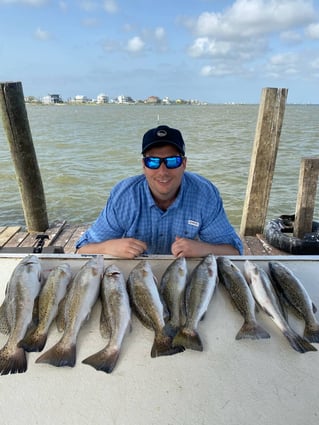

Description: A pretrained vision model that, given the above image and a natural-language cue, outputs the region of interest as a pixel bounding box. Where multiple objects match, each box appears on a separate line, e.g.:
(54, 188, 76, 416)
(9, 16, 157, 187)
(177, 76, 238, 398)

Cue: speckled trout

(160, 257, 188, 337)
(36, 256, 104, 367)
(269, 261, 319, 343)
(244, 260, 317, 353)
(217, 256, 270, 340)
(82, 264, 131, 373)
(173, 254, 217, 351)
(127, 260, 184, 357)
(19, 263, 73, 352)
(0, 255, 43, 375)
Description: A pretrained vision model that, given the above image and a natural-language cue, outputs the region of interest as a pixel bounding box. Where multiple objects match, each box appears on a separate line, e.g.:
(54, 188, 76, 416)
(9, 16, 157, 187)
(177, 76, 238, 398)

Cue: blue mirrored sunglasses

(143, 156, 184, 169)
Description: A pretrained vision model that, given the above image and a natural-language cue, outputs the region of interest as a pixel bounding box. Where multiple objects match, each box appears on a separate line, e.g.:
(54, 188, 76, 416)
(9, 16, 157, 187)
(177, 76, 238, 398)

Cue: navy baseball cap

(141, 125, 185, 155)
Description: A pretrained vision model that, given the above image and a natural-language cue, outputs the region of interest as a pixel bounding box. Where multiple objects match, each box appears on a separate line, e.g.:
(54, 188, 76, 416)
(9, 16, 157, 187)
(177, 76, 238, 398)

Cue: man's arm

(171, 237, 240, 258)
(77, 238, 147, 259)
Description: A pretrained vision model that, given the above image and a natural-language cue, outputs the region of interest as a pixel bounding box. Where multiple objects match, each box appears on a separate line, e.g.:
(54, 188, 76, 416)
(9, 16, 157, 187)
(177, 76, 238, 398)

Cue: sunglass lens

(144, 157, 160, 169)
(165, 156, 183, 168)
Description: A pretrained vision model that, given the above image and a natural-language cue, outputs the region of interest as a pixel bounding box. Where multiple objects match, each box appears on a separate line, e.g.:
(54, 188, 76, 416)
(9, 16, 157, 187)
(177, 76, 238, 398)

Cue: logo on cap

(157, 129, 167, 137)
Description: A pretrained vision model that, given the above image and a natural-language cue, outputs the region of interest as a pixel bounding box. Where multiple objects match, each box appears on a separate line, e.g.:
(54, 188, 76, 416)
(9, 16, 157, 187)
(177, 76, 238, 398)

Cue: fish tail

(151, 330, 184, 358)
(35, 341, 76, 367)
(172, 327, 203, 352)
(235, 321, 271, 340)
(304, 323, 319, 344)
(82, 347, 120, 374)
(283, 329, 317, 353)
(0, 345, 27, 375)
(18, 331, 48, 352)
(163, 321, 179, 338)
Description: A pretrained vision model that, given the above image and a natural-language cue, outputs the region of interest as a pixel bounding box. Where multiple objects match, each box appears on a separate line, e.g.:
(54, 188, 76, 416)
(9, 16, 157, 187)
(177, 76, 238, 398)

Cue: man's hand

(171, 236, 240, 257)
(77, 238, 147, 259)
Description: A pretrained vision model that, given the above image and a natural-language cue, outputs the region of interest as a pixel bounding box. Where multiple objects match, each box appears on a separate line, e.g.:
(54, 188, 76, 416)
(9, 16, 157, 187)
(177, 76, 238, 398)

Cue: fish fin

(18, 330, 48, 352)
(172, 328, 203, 352)
(35, 341, 76, 367)
(283, 330, 317, 353)
(151, 333, 184, 358)
(151, 326, 185, 358)
(312, 302, 317, 314)
(82, 347, 120, 374)
(304, 323, 319, 344)
(235, 321, 271, 340)
(0, 345, 27, 375)
(163, 322, 180, 339)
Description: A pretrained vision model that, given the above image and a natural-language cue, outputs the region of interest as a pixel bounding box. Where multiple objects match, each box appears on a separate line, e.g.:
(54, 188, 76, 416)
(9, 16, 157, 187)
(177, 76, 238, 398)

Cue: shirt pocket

(175, 219, 201, 239)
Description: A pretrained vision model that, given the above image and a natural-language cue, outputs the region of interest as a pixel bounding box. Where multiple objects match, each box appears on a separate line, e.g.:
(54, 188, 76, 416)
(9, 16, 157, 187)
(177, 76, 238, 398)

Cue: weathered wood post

(293, 157, 319, 238)
(240, 87, 288, 237)
(0, 81, 49, 232)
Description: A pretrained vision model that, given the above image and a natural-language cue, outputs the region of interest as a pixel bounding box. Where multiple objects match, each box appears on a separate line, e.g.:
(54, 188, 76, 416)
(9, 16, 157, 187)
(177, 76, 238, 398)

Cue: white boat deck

(0, 254, 318, 425)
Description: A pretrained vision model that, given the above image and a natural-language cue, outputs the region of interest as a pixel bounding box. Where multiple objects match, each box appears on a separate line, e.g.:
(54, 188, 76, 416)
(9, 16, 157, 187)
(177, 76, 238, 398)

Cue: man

(76, 125, 243, 258)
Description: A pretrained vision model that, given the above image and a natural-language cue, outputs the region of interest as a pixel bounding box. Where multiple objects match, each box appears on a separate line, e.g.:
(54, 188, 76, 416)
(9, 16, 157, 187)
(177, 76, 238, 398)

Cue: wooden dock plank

(242, 237, 253, 255)
(48, 224, 75, 252)
(43, 220, 67, 247)
(58, 225, 88, 254)
(3, 231, 29, 247)
(19, 232, 40, 248)
(0, 226, 21, 247)
(243, 236, 269, 256)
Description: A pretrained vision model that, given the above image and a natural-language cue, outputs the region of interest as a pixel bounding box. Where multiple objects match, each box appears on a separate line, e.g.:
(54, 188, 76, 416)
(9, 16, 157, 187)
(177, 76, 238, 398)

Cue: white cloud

(59, 1, 67, 11)
(185, 0, 319, 82)
(154, 27, 165, 41)
(188, 37, 231, 58)
(126, 36, 145, 53)
(200, 64, 234, 77)
(82, 17, 100, 27)
(310, 57, 319, 69)
(102, 39, 120, 52)
(280, 31, 302, 43)
(103, 0, 118, 13)
(80, 1, 99, 12)
(305, 23, 319, 39)
(269, 52, 298, 66)
(190, 0, 315, 39)
(34, 27, 50, 40)
(266, 51, 301, 77)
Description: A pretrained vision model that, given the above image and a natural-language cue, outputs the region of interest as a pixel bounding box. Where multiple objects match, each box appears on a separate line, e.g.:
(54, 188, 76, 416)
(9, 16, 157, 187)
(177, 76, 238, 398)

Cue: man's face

(143, 144, 187, 205)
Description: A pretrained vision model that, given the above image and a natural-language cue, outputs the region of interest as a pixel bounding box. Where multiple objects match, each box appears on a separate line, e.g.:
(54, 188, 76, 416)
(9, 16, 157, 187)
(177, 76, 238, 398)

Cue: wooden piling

(293, 157, 319, 238)
(240, 87, 288, 237)
(0, 81, 49, 232)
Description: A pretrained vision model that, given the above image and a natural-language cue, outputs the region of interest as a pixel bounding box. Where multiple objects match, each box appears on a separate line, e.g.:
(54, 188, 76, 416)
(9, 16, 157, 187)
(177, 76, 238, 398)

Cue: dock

(0, 221, 289, 256)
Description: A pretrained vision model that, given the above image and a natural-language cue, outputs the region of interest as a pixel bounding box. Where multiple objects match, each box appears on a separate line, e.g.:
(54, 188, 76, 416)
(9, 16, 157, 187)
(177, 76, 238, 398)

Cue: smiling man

(76, 125, 243, 258)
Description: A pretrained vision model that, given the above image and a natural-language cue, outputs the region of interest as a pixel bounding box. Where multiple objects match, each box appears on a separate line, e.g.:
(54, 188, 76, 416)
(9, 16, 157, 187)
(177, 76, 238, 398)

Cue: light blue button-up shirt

(76, 171, 243, 254)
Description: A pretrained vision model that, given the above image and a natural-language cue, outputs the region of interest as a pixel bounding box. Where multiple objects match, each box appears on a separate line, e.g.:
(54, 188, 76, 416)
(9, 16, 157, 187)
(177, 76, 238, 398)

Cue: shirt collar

(143, 175, 185, 210)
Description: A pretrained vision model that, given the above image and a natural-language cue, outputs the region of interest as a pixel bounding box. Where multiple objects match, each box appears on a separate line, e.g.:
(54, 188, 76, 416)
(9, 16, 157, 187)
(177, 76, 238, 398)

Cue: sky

(0, 0, 319, 103)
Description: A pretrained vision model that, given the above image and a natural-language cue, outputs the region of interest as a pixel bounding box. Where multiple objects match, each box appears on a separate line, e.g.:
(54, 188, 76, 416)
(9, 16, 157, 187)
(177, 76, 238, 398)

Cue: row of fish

(217, 257, 319, 353)
(0, 253, 217, 376)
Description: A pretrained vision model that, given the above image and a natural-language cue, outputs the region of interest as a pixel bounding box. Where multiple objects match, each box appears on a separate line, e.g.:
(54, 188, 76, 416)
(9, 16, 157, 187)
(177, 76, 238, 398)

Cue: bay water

(0, 103, 318, 231)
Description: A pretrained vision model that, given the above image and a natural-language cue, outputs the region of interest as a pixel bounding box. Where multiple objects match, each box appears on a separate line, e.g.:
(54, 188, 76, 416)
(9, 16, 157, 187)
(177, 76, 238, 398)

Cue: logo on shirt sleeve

(188, 219, 200, 227)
